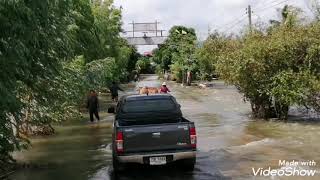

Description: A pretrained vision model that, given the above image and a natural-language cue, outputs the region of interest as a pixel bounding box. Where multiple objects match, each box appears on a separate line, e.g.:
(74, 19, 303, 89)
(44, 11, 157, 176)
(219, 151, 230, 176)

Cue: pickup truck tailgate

(122, 123, 191, 153)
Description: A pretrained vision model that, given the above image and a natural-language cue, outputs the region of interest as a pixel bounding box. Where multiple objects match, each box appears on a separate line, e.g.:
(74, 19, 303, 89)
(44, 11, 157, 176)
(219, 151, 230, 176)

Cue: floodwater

(9, 75, 320, 180)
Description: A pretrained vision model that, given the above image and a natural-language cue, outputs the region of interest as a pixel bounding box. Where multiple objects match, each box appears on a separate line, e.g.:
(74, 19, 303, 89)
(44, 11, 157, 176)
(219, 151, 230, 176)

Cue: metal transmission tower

(124, 21, 167, 46)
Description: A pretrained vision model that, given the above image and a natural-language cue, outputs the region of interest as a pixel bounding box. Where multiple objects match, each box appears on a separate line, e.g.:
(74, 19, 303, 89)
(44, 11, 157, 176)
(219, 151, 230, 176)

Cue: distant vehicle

(109, 94, 197, 171)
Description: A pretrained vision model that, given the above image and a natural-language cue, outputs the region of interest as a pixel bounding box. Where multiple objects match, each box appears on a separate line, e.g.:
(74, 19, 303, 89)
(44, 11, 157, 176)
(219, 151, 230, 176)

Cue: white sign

(134, 23, 157, 32)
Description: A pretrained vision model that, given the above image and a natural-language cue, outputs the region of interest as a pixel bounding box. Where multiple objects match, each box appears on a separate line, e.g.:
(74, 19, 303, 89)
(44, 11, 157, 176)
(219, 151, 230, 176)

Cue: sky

(113, 0, 315, 53)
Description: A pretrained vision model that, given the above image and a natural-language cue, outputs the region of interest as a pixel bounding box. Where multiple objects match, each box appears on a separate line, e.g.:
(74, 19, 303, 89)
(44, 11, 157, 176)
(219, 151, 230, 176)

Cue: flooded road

(9, 75, 320, 180)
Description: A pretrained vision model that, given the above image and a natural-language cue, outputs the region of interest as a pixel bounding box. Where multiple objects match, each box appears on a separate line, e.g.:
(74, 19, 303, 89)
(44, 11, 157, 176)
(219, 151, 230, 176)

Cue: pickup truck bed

(110, 94, 197, 171)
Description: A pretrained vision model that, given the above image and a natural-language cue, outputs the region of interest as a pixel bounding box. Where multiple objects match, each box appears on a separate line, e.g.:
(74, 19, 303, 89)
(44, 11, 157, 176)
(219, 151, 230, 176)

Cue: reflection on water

(11, 122, 113, 180)
(9, 76, 320, 180)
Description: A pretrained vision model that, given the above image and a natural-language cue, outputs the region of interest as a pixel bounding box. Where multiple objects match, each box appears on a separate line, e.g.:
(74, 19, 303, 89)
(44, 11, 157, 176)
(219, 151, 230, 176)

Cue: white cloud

(114, 0, 313, 53)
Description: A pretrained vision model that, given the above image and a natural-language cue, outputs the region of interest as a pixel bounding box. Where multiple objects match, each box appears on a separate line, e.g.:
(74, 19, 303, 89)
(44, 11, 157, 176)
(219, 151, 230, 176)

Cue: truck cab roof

(116, 94, 182, 126)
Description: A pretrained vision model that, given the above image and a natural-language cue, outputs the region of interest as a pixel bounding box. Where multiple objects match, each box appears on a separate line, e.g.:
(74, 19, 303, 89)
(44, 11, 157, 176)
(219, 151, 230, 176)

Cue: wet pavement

(9, 75, 320, 180)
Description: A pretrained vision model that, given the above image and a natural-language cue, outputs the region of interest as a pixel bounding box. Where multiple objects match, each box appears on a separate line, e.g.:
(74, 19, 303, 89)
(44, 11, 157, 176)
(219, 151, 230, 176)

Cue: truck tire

(112, 155, 125, 172)
(181, 158, 196, 171)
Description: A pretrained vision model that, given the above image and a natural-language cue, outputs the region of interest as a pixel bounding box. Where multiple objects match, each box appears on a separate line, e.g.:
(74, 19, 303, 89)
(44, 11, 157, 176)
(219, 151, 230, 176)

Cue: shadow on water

(9, 122, 114, 180)
(89, 160, 231, 180)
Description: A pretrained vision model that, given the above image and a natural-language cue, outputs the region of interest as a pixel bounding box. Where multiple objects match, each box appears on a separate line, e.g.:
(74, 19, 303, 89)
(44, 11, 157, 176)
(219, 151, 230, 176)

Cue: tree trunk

(181, 70, 187, 85)
(187, 71, 192, 86)
(274, 101, 289, 120)
(250, 97, 277, 119)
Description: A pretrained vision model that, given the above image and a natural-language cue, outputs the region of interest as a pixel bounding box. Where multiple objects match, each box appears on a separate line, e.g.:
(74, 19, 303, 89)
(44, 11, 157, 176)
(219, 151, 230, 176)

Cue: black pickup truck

(109, 94, 197, 171)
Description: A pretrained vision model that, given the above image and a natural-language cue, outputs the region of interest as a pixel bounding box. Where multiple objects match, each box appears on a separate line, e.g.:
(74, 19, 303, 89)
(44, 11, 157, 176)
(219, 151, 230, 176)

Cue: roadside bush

(136, 57, 152, 74)
(215, 24, 320, 119)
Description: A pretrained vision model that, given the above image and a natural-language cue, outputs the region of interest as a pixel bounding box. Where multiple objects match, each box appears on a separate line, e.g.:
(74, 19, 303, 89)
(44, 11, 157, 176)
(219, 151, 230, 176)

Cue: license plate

(149, 156, 166, 165)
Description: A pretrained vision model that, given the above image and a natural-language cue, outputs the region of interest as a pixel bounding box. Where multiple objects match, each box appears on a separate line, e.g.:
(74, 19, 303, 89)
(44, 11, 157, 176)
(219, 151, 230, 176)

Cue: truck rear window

(122, 99, 176, 113)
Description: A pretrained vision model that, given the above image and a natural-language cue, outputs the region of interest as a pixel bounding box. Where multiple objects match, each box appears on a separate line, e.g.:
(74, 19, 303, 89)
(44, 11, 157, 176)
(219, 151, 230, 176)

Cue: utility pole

(132, 21, 135, 37)
(155, 20, 158, 37)
(247, 5, 252, 33)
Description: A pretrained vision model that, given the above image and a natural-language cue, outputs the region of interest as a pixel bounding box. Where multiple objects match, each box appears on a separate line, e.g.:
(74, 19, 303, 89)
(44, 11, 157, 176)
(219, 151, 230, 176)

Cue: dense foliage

(136, 57, 152, 74)
(198, 6, 320, 119)
(195, 32, 230, 81)
(153, 26, 197, 83)
(0, 0, 138, 168)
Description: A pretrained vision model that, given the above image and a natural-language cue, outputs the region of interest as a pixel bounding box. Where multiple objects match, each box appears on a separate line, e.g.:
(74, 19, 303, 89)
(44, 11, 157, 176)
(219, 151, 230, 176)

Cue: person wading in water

(87, 90, 100, 122)
(109, 81, 124, 102)
(160, 82, 171, 94)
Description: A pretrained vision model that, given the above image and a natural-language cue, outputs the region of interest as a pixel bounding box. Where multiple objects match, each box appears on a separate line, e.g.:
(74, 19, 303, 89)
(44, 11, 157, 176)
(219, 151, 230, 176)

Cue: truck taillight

(116, 131, 124, 154)
(189, 127, 197, 148)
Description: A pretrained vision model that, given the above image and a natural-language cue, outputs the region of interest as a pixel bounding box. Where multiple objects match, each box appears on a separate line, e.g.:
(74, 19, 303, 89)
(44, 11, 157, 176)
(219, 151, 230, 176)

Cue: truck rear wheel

(181, 158, 196, 171)
(112, 155, 125, 172)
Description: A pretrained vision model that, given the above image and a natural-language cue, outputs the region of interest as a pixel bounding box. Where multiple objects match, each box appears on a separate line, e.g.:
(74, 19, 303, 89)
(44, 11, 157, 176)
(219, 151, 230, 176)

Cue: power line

(254, 0, 290, 10)
(253, 0, 265, 9)
(218, 15, 247, 31)
(213, 13, 247, 31)
(254, 0, 285, 9)
(223, 16, 248, 33)
(253, 13, 267, 21)
(251, 0, 263, 7)
(223, 17, 246, 31)
(215, 0, 289, 35)
(213, 1, 282, 32)
(219, 5, 253, 33)
(255, 0, 289, 12)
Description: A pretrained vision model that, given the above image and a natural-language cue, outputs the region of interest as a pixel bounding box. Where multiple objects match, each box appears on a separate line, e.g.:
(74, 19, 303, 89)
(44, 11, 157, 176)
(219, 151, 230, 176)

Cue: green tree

(216, 22, 320, 119)
(153, 26, 197, 84)
(0, 0, 135, 169)
(0, 0, 75, 168)
(198, 6, 320, 120)
(89, 1, 122, 61)
(268, 5, 302, 31)
(196, 32, 229, 80)
(136, 57, 152, 74)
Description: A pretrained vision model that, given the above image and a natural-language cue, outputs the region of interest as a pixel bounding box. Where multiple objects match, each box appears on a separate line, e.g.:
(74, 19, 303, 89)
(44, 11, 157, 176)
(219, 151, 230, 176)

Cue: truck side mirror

(108, 107, 115, 114)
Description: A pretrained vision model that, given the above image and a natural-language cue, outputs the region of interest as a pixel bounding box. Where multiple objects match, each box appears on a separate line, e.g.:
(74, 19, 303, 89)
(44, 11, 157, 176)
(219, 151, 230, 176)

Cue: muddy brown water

(9, 75, 320, 180)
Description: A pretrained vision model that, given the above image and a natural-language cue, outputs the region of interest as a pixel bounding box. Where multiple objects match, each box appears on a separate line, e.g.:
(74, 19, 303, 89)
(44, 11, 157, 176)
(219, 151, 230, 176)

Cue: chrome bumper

(117, 151, 196, 164)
